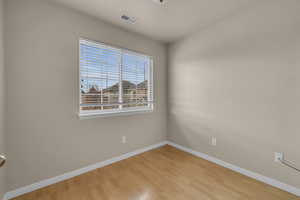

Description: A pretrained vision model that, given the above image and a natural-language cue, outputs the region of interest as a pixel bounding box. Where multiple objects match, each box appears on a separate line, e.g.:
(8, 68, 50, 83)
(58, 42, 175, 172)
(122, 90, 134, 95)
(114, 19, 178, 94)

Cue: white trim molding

(3, 141, 168, 200)
(167, 141, 300, 197)
(3, 141, 300, 199)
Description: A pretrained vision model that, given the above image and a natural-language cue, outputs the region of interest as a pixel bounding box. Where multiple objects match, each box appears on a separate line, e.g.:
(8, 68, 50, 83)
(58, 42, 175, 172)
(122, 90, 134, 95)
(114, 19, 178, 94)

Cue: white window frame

(78, 38, 154, 118)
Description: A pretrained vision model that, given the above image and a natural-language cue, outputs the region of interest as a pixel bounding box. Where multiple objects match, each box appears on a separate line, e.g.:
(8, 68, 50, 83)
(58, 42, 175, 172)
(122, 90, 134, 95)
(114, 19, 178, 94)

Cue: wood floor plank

(12, 145, 299, 200)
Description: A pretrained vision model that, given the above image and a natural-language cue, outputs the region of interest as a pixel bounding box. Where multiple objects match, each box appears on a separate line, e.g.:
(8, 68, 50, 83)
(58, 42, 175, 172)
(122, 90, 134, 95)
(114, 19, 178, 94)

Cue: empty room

(0, 0, 300, 199)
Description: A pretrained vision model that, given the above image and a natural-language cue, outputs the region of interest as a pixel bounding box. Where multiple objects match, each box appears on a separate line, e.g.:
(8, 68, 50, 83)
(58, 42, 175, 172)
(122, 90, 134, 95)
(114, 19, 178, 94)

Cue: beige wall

(168, 0, 300, 189)
(0, 0, 6, 197)
(5, 0, 167, 190)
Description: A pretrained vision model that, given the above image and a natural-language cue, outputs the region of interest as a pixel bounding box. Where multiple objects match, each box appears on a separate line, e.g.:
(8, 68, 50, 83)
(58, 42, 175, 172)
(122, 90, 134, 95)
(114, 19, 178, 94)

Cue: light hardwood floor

(13, 145, 299, 200)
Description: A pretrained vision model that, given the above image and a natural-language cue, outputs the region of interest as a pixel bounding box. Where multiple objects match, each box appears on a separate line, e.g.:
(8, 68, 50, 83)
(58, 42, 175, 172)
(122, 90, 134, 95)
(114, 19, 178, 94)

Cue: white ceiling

(53, 0, 253, 43)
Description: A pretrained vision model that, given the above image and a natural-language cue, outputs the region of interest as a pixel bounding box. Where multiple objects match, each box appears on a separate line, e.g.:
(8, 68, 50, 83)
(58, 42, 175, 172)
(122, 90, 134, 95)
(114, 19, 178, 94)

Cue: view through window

(79, 39, 153, 116)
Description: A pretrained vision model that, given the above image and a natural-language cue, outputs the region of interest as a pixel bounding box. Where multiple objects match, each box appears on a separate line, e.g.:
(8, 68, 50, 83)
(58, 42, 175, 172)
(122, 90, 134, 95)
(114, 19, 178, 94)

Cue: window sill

(78, 108, 153, 120)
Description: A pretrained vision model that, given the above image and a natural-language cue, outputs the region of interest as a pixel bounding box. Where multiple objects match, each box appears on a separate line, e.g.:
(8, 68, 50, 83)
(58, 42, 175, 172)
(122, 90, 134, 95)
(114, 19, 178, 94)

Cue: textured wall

(5, 0, 167, 190)
(168, 0, 300, 189)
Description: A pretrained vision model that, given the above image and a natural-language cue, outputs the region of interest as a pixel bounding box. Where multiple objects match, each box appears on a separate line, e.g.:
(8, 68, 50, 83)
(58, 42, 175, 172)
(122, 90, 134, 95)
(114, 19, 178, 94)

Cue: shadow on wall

(168, 100, 283, 174)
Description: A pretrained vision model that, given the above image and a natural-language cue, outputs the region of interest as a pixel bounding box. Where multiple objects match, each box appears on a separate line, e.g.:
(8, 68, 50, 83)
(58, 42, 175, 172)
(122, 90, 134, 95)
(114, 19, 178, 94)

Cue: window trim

(78, 38, 154, 118)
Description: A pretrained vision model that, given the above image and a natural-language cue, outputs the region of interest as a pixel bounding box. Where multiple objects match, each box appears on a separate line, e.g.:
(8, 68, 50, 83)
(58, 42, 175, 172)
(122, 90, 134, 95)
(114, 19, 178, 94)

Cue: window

(79, 39, 153, 117)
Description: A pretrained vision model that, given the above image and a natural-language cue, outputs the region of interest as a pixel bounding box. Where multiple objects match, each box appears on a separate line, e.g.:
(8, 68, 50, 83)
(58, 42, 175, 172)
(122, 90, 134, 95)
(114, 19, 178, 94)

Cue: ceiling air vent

(152, 0, 166, 5)
(121, 15, 137, 24)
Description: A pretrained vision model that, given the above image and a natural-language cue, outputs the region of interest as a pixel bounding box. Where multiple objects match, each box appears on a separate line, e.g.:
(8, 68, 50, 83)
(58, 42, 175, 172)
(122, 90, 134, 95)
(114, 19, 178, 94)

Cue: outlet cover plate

(275, 152, 283, 162)
(211, 137, 217, 146)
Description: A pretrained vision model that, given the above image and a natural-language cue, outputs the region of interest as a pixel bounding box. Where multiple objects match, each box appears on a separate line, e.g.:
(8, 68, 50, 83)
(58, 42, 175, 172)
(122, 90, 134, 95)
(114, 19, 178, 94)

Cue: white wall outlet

(122, 136, 127, 144)
(274, 152, 283, 162)
(211, 137, 217, 146)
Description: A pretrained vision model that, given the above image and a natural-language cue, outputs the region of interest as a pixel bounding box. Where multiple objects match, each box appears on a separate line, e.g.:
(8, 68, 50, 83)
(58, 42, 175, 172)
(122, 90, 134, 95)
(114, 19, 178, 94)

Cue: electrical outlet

(122, 136, 127, 144)
(274, 152, 283, 162)
(211, 137, 217, 146)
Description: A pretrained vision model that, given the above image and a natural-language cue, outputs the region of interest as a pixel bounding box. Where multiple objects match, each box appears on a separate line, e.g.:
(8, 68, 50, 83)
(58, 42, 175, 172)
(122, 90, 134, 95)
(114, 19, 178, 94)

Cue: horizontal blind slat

(80, 39, 153, 113)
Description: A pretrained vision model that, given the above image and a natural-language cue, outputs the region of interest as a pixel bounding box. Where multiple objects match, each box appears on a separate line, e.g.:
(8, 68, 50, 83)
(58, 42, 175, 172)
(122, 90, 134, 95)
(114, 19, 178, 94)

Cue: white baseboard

(167, 141, 300, 197)
(3, 140, 299, 199)
(3, 141, 168, 200)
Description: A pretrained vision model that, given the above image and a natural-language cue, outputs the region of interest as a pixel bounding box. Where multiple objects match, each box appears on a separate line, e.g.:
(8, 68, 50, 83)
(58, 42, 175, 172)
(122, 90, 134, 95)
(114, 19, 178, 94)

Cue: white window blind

(79, 39, 153, 116)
